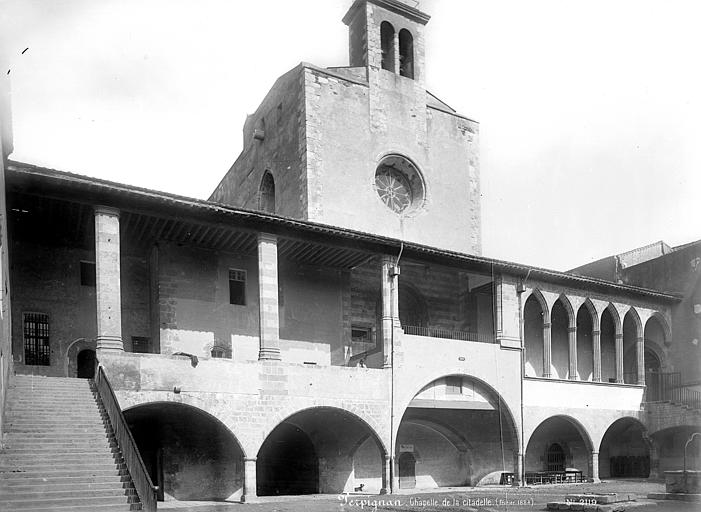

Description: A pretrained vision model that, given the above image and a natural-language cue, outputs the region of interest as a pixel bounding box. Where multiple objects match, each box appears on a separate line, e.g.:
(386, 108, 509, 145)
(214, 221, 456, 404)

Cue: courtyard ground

(159, 479, 701, 512)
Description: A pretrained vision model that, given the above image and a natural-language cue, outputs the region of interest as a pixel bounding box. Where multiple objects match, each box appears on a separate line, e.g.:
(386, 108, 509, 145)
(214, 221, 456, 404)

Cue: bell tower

(343, 0, 429, 86)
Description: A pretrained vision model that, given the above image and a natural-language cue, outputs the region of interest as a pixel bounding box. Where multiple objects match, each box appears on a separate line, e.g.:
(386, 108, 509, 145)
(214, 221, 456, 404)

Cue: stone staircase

(0, 375, 142, 511)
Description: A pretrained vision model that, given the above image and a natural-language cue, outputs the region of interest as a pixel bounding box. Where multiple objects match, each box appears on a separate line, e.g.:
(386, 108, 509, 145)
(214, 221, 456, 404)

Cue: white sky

(1, 0, 699, 271)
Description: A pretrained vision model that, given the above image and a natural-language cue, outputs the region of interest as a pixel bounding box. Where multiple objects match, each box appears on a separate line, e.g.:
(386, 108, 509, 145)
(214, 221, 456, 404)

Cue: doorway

(77, 349, 96, 378)
(398, 452, 416, 489)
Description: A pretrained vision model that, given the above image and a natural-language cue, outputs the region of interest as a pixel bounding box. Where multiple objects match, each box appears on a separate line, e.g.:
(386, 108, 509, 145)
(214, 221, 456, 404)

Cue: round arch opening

(397, 374, 518, 488)
(124, 402, 244, 502)
(525, 416, 592, 483)
(257, 407, 386, 496)
(599, 418, 650, 478)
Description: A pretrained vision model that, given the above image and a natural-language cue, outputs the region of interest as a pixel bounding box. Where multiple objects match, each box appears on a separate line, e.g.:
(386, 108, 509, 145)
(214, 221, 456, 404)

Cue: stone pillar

(592, 329, 602, 382)
(543, 322, 552, 378)
(615, 333, 624, 383)
(257, 233, 280, 361)
(392, 31, 400, 74)
(94, 206, 123, 352)
(568, 326, 578, 380)
(381, 256, 398, 369)
(381, 454, 391, 494)
(392, 456, 399, 493)
(590, 451, 600, 482)
(513, 452, 524, 486)
(241, 457, 257, 502)
(636, 336, 645, 385)
(648, 439, 661, 479)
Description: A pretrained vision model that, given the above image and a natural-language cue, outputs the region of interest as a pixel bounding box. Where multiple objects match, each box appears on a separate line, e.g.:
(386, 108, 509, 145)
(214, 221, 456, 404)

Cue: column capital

(615, 333, 623, 339)
(592, 330, 601, 336)
(243, 457, 258, 463)
(543, 322, 551, 329)
(636, 336, 644, 342)
(568, 326, 576, 333)
(94, 205, 120, 218)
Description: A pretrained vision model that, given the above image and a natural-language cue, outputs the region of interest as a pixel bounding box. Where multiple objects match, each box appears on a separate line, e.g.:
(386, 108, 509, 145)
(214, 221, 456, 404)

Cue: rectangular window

(80, 261, 96, 287)
(131, 336, 151, 354)
(23, 313, 50, 366)
(351, 327, 372, 344)
(445, 376, 462, 395)
(229, 269, 246, 305)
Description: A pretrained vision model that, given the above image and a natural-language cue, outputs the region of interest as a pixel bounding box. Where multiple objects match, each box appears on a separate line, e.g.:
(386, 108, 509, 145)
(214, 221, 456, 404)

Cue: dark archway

(76, 349, 96, 378)
(576, 305, 594, 381)
(525, 416, 593, 481)
(380, 21, 395, 71)
(524, 294, 545, 377)
(398, 29, 414, 78)
(551, 300, 570, 379)
(599, 418, 650, 478)
(258, 407, 386, 495)
(124, 402, 244, 502)
(601, 308, 617, 382)
(259, 171, 275, 213)
(399, 283, 429, 328)
(623, 310, 641, 384)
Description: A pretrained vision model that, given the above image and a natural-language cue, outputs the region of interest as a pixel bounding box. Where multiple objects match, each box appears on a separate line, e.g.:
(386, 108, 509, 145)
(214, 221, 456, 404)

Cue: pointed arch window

(380, 21, 395, 71)
(399, 29, 414, 79)
(259, 172, 276, 213)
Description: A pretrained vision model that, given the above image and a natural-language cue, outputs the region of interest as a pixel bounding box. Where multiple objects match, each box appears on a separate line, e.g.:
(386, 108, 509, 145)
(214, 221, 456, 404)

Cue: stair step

(1, 446, 120, 455)
(3, 487, 133, 499)
(3, 495, 134, 510)
(0, 455, 121, 465)
(0, 481, 131, 493)
(0, 467, 124, 479)
(0, 474, 127, 486)
(3, 504, 137, 512)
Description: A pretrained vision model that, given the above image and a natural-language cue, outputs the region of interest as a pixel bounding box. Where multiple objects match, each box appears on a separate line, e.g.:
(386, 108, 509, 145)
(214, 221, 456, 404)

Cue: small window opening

(211, 346, 227, 358)
(351, 327, 372, 344)
(80, 261, 96, 287)
(229, 269, 247, 305)
(131, 336, 151, 354)
(380, 21, 395, 71)
(259, 172, 276, 213)
(445, 376, 462, 395)
(23, 313, 50, 366)
(399, 29, 414, 79)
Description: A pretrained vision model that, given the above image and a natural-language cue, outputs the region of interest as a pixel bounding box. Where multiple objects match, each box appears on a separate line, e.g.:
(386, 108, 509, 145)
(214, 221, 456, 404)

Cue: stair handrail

(94, 364, 158, 512)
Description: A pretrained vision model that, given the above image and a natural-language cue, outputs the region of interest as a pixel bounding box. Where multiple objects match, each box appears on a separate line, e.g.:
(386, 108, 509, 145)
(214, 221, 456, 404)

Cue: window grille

(23, 313, 50, 366)
(131, 336, 151, 354)
(211, 347, 226, 358)
(229, 269, 246, 305)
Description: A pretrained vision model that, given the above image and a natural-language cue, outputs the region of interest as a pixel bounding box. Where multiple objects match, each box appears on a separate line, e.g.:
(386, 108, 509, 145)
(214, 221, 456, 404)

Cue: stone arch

(598, 417, 650, 478)
(396, 373, 519, 488)
(524, 292, 546, 377)
(581, 298, 600, 331)
(398, 28, 414, 78)
(525, 415, 594, 480)
(576, 302, 595, 381)
(645, 313, 671, 346)
(523, 288, 550, 323)
(257, 406, 387, 495)
(259, 171, 275, 213)
(625, 307, 643, 338)
(65, 337, 96, 378)
(605, 303, 622, 333)
(380, 21, 395, 71)
(123, 401, 246, 502)
(555, 294, 576, 329)
(623, 308, 643, 383)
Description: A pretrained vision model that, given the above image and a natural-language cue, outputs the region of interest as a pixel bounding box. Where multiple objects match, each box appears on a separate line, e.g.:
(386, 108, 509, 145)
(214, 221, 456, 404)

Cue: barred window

(24, 313, 50, 366)
(131, 336, 151, 354)
(211, 346, 227, 358)
(229, 269, 246, 305)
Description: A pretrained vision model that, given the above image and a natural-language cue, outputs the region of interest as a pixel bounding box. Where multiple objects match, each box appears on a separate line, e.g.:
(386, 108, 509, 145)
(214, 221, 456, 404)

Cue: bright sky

(1, 0, 699, 270)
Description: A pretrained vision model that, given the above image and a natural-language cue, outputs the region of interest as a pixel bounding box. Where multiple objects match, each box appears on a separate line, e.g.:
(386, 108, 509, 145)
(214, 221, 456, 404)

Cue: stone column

(636, 335, 645, 385)
(647, 438, 660, 479)
(568, 326, 578, 380)
(592, 329, 602, 382)
(543, 322, 552, 378)
(95, 206, 123, 352)
(381, 256, 398, 369)
(241, 457, 257, 502)
(590, 451, 600, 482)
(381, 454, 391, 494)
(392, 456, 399, 493)
(393, 31, 400, 74)
(514, 452, 524, 486)
(257, 233, 280, 361)
(615, 333, 624, 383)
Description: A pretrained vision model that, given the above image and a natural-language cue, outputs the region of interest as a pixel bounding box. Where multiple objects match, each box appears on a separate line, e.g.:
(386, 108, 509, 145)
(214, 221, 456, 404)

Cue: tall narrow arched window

(399, 29, 414, 79)
(259, 172, 275, 213)
(380, 21, 395, 72)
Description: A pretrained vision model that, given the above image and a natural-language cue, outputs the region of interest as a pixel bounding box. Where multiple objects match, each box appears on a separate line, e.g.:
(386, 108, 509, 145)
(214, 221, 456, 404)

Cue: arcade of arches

(523, 293, 669, 385)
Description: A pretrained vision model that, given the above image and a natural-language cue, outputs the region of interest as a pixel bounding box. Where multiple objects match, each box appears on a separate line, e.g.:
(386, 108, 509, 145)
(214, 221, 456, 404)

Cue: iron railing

(403, 325, 494, 344)
(95, 365, 158, 512)
(645, 371, 701, 411)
